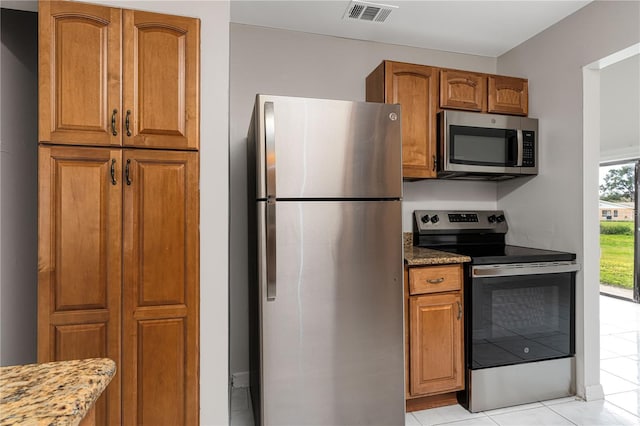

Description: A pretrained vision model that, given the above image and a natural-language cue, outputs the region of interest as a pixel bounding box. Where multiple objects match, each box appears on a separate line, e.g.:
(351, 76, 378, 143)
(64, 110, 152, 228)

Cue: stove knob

(496, 214, 506, 223)
(488, 215, 497, 223)
(431, 215, 439, 224)
(420, 214, 430, 224)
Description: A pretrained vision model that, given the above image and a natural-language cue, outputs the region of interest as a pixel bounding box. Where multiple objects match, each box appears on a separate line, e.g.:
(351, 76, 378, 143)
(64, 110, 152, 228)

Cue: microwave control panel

(522, 130, 535, 167)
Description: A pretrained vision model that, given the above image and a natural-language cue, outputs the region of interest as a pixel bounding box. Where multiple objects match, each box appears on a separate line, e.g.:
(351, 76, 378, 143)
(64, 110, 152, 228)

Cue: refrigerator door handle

(265, 101, 276, 198)
(266, 198, 277, 300)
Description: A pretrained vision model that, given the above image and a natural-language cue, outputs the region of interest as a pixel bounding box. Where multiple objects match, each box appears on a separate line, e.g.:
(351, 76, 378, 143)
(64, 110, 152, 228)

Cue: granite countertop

(0, 358, 116, 426)
(403, 232, 471, 266)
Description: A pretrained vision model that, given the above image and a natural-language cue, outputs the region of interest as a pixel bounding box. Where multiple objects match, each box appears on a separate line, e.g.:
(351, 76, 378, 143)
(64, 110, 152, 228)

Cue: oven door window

(450, 126, 517, 167)
(471, 272, 575, 369)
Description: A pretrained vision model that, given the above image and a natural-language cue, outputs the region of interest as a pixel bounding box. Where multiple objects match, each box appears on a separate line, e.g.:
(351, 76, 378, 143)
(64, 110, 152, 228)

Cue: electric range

(413, 210, 580, 412)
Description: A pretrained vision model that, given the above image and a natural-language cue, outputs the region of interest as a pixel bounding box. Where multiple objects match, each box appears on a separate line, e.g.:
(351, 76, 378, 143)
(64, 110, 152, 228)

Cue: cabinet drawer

(409, 265, 462, 295)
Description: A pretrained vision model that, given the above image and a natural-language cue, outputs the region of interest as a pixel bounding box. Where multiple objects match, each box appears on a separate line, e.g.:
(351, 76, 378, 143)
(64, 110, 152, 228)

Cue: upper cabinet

(439, 69, 528, 116)
(367, 60, 529, 180)
(123, 11, 200, 149)
(39, 1, 200, 150)
(366, 61, 439, 179)
(439, 69, 486, 112)
(38, 2, 121, 146)
(488, 75, 529, 116)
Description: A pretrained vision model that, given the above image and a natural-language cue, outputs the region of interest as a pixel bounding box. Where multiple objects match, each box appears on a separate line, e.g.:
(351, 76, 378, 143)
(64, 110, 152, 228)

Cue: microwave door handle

(516, 129, 524, 166)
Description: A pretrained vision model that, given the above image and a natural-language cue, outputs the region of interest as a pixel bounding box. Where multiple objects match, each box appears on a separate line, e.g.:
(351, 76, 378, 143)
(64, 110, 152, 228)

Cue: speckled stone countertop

(0, 358, 115, 426)
(403, 232, 471, 266)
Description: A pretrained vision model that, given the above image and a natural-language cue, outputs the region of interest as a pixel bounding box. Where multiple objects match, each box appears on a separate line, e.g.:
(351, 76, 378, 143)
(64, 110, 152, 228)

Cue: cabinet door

(122, 150, 199, 426)
(385, 62, 438, 179)
(38, 145, 122, 426)
(39, 1, 121, 146)
(488, 75, 529, 116)
(440, 69, 486, 112)
(409, 292, 463, 396)
(122, 11, 200, 150)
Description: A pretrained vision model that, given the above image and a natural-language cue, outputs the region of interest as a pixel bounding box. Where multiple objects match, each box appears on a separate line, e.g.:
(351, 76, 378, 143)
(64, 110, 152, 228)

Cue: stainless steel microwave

(438, 110, 538, 180)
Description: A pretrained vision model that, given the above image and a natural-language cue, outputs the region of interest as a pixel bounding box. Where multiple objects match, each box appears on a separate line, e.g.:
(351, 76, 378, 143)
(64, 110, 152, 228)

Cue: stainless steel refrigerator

(247, 94, 404, 425)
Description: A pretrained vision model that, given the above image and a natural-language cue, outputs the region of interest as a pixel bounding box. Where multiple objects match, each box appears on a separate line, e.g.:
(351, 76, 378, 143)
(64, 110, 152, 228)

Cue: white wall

(0, 1, 231, 423)
(496, 0, 640, 400)
(0, 7, 38, 367)
(600, 54, 640, 163)
(229, 23, 498, 376)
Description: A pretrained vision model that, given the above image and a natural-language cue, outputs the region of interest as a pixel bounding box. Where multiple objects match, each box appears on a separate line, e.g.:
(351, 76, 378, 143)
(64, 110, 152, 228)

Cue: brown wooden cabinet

(38, 2, 200, 425)
(38, 1, 121, 147)
(439, 69, 486, 112)
(488, 75, 529, 116)
(39, 1, 199, 150)
(38, 147, 199, 426)
(122, 10, 200, 150)
(122, 150, 199, 426)
(367, 61, 529, 180)
(366, 61, 439, 179)
(38, 145, 123, 425)
(439, 69, 529, 116)
(405, 264, 464, 411)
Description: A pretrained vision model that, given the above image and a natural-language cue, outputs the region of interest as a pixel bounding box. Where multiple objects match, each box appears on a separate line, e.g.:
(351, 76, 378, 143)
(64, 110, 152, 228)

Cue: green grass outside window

(600, 221, 635, 289)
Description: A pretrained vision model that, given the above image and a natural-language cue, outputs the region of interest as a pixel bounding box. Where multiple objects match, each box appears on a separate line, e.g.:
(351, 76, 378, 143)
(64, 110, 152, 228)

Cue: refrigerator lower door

(259, 200, 404, 426)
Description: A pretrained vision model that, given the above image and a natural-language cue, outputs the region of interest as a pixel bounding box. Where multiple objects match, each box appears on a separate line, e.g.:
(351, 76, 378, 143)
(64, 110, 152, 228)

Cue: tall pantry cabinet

(37, 2, 200, 425)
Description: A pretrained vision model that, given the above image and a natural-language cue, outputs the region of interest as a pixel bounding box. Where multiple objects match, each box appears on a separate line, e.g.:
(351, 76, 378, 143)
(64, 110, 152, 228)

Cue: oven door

(469, 262, 578, 370)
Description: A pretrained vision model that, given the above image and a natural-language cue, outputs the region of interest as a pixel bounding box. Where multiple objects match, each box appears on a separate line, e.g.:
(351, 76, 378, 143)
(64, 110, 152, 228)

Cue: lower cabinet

(38, 145, 199, 426)
(405, 264, 464, 409)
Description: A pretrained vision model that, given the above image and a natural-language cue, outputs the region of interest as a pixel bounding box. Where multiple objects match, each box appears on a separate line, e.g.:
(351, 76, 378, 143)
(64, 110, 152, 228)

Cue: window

(614, 210, 619, 217)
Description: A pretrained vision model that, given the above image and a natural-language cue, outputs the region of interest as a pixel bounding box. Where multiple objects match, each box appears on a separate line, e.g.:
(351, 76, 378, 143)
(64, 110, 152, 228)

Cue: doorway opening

(595, 47, 639, 303)
(599, 161, 638, 302)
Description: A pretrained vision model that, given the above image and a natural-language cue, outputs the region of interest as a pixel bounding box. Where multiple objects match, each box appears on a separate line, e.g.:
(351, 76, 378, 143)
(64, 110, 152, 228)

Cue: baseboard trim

(231, 371, 250, 388)
(580, 383, 604, 401)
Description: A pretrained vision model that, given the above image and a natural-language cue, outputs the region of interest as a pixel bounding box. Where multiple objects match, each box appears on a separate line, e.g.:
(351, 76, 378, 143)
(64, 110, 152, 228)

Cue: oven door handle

(472, 261, 581, 278)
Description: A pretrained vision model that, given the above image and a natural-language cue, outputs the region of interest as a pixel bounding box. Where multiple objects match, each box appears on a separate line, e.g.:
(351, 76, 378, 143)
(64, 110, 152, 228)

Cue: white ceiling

(230, 0, 592, 57)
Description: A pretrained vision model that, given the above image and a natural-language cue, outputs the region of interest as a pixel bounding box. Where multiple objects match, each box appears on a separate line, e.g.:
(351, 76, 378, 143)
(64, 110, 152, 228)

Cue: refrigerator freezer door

(259, 200, 404, 426)
(255, 95, 402, 200)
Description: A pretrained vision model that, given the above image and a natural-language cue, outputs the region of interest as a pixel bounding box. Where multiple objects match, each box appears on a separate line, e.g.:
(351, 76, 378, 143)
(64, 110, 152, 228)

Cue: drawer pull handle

(427, 277, 445, 284)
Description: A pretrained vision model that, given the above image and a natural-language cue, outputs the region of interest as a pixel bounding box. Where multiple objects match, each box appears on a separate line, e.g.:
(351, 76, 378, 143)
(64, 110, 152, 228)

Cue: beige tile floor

(231, 295, 640, 425)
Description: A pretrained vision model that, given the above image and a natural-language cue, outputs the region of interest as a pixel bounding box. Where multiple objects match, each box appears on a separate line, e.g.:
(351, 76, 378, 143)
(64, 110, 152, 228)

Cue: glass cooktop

(434, 244, 576, 265)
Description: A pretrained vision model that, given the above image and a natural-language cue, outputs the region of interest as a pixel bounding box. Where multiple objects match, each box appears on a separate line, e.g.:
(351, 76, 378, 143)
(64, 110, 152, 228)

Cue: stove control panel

(413, 210, 509, 234)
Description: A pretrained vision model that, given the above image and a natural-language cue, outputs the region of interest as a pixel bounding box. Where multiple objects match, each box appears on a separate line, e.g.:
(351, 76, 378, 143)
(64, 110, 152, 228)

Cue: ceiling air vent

(343, 1, 397, 23)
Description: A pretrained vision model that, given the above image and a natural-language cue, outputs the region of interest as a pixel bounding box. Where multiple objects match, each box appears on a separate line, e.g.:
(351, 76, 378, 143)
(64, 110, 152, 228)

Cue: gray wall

(496, 0, 640, 400)
(0, 7, 38, 367)
(229, 23, 498, 375)
(600, 54, 640, 163)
